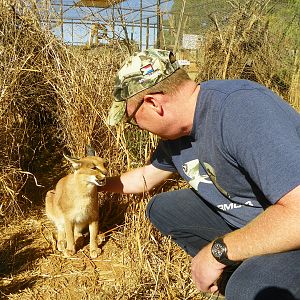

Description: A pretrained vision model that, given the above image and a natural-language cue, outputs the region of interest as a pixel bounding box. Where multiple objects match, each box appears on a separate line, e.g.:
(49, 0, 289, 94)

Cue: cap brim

(107, 101, 126, 126)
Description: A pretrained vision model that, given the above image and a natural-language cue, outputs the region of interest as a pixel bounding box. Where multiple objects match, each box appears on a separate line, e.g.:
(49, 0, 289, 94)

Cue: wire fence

(42, 0, 171, 49)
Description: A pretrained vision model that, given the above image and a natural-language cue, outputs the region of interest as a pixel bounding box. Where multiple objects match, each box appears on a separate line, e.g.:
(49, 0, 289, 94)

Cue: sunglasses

(125, 100, 144, 126)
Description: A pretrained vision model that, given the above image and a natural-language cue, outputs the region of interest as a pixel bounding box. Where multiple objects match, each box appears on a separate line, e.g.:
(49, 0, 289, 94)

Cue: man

(104, 49, 300, 299)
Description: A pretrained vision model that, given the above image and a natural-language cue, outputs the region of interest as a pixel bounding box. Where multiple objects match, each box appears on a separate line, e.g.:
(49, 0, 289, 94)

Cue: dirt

(0, 206, 129, 300)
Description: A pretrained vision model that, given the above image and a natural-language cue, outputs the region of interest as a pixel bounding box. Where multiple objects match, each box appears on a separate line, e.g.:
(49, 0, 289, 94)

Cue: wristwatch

(211, 237, 238, 266)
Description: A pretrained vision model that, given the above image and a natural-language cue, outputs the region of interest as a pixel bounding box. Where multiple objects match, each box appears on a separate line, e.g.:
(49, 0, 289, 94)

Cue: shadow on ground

(0, 227, 45, 299)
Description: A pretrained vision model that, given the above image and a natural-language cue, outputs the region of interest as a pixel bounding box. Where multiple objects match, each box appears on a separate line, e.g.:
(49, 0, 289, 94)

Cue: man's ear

(143, 93, 164, 116)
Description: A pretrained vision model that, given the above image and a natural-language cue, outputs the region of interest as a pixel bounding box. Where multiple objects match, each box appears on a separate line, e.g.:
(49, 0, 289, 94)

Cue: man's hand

(191, 243, 226, 292)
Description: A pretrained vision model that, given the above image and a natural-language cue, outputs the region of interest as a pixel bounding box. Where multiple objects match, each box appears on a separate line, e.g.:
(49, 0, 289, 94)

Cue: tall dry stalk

(0, 1, 201, 296)
(289, 50, 300, 111)
(0, 0, 150, 219)
(0, 0, 62, 217)
(196, 0, 297, 104)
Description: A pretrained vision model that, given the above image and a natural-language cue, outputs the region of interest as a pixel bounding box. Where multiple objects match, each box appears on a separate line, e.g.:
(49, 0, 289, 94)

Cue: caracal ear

(86, 144, 96, 156)
(63, 153, 81, 170)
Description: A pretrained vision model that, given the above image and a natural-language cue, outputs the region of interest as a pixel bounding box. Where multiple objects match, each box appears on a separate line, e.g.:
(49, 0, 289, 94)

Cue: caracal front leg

(64, 219, 76, 257)
(57, 226, 66, 252)
(89, 220, 99, 259)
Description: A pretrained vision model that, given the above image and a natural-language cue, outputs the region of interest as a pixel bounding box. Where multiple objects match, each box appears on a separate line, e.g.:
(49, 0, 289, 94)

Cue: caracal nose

(96, 175, 106, 186)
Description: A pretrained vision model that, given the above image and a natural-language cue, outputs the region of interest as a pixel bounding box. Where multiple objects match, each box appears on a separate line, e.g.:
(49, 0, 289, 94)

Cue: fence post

(174, 0, 186, 54)
(146, 17, 150, 49)
(60, 0, 64, 41)
(140, 0, 143, 50)
(156, 0, 161, 48)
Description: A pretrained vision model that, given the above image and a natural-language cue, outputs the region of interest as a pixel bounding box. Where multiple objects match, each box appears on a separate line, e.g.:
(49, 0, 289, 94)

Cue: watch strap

(211, 237, 239, 266)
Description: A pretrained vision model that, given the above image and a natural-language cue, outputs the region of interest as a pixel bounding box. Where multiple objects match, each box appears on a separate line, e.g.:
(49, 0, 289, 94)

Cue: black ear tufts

(86, 144, 96, 156)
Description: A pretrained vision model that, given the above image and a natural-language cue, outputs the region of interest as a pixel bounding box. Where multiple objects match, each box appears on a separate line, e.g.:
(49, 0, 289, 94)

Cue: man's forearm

(223, 186, 300, 262)
(99, 173, 148, 194)
(99, 167, 154, 194)
(99, 165, 173, 195)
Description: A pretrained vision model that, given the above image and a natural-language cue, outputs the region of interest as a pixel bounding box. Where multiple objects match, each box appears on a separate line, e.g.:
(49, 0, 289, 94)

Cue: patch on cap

(140, 64, 154, 76)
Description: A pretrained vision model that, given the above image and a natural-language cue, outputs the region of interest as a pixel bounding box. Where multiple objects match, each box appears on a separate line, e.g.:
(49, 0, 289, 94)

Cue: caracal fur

(45, 154, 108, 258)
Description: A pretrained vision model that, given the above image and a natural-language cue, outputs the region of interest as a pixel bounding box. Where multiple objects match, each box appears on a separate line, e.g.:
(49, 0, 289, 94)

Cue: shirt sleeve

(150, 140, 177, 172)
(221, 88, 300, 203)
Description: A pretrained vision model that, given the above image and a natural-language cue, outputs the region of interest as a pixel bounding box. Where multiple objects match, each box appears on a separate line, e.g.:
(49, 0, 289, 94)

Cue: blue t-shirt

(151, 79, 300, 228)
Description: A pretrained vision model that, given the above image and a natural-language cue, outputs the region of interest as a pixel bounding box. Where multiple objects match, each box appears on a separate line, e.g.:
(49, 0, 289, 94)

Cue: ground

(0, 203, 225, 300)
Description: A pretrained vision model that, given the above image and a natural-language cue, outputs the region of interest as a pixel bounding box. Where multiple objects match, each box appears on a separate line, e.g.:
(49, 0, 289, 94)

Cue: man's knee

(146, 192, 165, 223)
(225, 252, 300, 300)
(146, 189, 194, 222)
(146, 192, 175, 236)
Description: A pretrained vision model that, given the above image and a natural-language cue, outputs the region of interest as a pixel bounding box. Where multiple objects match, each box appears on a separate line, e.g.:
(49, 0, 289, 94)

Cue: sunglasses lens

(125, 100, 143, 126)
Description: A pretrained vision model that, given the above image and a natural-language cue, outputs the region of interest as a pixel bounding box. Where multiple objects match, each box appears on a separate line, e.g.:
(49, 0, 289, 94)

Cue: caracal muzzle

(45, 154, 108, 259)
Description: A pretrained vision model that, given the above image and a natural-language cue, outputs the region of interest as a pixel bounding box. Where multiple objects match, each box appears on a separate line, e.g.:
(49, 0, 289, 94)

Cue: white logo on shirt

(217, 201, 254, 211)
(182, 159, 212, 190)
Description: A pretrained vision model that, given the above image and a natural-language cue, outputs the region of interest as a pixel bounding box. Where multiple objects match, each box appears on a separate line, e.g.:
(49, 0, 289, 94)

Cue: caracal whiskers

(45, 154, 107, 258)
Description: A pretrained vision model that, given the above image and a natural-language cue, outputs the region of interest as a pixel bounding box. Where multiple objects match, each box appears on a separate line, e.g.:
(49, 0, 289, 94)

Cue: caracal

(45, 154, 107, 258)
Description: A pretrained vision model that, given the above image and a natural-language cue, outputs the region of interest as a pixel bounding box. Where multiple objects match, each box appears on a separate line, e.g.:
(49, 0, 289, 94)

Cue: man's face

(126, 98, 185, 140)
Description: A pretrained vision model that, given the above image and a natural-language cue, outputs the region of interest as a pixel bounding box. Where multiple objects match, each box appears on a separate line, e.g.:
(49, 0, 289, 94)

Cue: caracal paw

(63, 248, 76, 257)
(57, 240, 66, 252)
(90, 247, 102, 259)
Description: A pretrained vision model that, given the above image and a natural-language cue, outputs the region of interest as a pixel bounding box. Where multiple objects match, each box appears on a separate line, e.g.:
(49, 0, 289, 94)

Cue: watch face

(212, 242, 226, 259)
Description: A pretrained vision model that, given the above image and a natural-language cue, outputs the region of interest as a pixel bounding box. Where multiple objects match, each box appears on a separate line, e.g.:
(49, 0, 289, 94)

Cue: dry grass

(0, 198, 207, 300)
(0, 0, 299, 299)
(0, 1, 208, 298)
(195, 0, 300, 110)
(0, 0, 71, 216)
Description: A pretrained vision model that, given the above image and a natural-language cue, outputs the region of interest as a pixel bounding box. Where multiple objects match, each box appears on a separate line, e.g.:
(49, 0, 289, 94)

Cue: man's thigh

(146, 188, 234, 257)
(225, 250, 300, 300)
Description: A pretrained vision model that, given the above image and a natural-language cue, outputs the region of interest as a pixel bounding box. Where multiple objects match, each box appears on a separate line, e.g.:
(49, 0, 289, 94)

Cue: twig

(208, 13, 224, 46)
(20, 171, 44, 187)
(173, 0, 187, 54)
(222, 24, 236, 79)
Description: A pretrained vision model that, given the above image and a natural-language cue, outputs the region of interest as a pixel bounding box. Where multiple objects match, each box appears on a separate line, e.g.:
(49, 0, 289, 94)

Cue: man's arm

(100, 163, 173, 194)
(191, 184, 300, 292)
(225, 184, 300, 259)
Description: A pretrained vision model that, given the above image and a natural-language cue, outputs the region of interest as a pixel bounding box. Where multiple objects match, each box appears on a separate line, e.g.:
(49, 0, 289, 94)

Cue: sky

(48, 0, 173, 48)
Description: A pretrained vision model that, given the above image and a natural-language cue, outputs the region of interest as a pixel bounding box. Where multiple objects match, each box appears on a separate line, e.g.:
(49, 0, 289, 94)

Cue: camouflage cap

(107, 48, 180, 126)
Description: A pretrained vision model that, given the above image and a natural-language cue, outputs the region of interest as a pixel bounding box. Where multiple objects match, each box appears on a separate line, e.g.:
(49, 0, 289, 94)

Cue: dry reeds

(0, 1, 59, 217)
(1, 0, 299, 299)
(0, 0, 133, 218)
(0, 0, 204, 299)
(195, 0, 299, 109)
